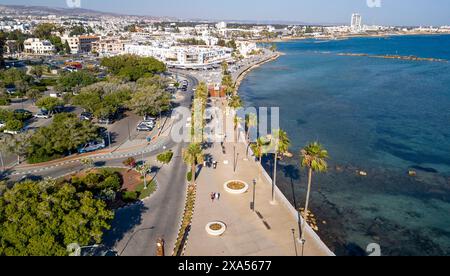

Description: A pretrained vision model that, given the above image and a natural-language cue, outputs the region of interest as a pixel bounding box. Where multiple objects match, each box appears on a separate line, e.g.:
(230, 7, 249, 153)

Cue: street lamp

(252, 178, 257, 212)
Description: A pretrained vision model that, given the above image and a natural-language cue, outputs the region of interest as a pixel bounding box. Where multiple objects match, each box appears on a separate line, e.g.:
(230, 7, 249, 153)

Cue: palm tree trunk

(301, 168, 313, 243)
(272, 152, 278, 203)
(191, 164, 196, 186)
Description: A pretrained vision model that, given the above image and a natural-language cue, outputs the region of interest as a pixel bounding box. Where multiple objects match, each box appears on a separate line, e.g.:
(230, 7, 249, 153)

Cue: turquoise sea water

(239, 35, 450, 256)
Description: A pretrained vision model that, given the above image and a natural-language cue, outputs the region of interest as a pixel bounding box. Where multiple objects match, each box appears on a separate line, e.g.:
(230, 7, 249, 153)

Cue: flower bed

(224, 180, 249, 195)
(205, 222, 226, 236)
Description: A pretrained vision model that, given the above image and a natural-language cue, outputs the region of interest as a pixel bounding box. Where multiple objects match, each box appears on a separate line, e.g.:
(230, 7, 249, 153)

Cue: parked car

(78, 139, 106, 154)
(80, 112, 93, 121)
(34, 112, 51, 119)
(137, 122, 154, 132)
(98, 117, 114, 125)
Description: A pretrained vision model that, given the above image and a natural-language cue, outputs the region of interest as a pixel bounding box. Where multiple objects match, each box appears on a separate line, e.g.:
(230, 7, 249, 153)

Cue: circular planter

(224, 180, 249, 195)
(205, 222, 227, 236)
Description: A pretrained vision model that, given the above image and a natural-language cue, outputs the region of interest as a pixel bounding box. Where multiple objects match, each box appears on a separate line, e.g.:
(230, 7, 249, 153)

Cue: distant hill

(0, 4, 169, 20)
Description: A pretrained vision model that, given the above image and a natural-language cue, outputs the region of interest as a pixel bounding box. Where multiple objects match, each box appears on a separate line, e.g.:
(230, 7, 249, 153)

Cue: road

(2, 72, 198, 256)
(103, 72, 197, 256)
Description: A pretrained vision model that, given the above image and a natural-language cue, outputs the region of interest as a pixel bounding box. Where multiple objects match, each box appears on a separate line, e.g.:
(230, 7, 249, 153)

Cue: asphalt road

(2, 71, 198, 256)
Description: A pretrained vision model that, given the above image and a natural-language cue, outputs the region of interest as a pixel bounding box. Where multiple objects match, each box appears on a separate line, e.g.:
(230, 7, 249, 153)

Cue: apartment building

(24, 38, 55, 55)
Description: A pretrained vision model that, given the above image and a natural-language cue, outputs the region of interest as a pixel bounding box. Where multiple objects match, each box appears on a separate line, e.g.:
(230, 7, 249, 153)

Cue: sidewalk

(185, 141, 332, 256)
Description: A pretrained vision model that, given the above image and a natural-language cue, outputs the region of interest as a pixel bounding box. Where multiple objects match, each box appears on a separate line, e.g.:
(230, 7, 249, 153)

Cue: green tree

(0, 180, 114, 256)
(101, 55, 166, 81)
(26, 88, 42, 103)
(182, 143, 204, 187)
(299, 142, 329, 246)
(56, 70, 97, 93)
(127, 85, 170, 117)
(33, 23, 57, 39)
(29, 65, 44, 79)
(36, 96, 63, 113)
(27, 113, 100, 163)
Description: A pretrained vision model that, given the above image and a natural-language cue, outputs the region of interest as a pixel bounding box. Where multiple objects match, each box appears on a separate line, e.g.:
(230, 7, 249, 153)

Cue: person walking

(211, 193, 215, 203)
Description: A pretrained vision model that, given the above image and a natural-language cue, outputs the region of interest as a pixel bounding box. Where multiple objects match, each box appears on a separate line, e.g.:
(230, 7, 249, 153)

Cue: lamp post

(252, 178, 257, 212)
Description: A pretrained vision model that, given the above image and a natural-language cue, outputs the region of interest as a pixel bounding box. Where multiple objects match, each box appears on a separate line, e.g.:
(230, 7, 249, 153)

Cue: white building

(24, 38, 55, 55)
(123, 44, 232, 69)
(236, 41, 258, 57)
(61, 35, 80, 54)
(351, 13, 362, 32)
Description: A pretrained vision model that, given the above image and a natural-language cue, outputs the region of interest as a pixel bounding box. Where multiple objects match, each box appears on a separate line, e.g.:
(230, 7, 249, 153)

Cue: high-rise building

(351, 13, 362, 32)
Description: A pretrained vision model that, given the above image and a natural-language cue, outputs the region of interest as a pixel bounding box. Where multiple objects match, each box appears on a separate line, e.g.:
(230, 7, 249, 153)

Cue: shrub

(122, 191, 138, 203)
(0, 96, 10, 106)
(157, 150, 173, 164)
(5, 119, 24, 131)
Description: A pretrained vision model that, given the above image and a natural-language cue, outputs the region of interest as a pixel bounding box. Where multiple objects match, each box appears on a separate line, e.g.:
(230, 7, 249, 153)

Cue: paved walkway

(185, 105, 333, 256)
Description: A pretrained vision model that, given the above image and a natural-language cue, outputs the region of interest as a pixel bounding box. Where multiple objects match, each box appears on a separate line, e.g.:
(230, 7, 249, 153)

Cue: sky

(1, 0, 450, 26)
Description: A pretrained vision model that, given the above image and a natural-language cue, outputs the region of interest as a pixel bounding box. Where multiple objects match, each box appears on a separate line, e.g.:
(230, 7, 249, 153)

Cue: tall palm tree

(299, 142, 329, 247)
(182, 143, 204, 187)
(250, 137, 265, 178)
(271, 129, 290, 203)
(233, 115, 242, 143)
(245, 113, 257, 143)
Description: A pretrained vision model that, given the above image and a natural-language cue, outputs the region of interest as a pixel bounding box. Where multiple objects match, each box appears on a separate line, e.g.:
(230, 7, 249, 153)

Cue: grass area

(135, 180, 157, 200)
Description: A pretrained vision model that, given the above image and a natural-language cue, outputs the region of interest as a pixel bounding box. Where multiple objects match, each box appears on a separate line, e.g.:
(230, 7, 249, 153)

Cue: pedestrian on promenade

(211, 193, 215, 203)
(215, 193, 219, 201)
(217, 193, 221, 201)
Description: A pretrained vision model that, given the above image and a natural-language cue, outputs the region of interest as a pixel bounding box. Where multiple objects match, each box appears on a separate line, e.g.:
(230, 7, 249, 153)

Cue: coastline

(233, 51, 283, 93)
(253, 32, 450, 43)
(233, 51, 335, 256)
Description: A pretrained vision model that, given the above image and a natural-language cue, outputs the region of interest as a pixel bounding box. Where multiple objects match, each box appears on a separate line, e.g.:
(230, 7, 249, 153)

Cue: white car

(34, 113, 51, 119)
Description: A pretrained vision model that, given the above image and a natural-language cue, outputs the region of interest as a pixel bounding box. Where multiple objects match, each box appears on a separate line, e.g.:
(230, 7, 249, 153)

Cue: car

(80, 112, 93, 121)
(97, 117, 114, 125)
(34, 112, 51, 119)
(137, 122, 154, 132)
(78, 139, 106, 154)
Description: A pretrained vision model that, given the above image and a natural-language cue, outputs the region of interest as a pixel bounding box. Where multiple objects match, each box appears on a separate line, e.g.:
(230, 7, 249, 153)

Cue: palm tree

(299, 142, 329, 249)
(271, 129, 290, 203)
(233, 115, 242, 143)
(228, 95, 243, 110)
(245, 113, 257, 143)
(182, 143, 204, 187)
(80, 158, 94, 172)
(250, 137, 265, 175)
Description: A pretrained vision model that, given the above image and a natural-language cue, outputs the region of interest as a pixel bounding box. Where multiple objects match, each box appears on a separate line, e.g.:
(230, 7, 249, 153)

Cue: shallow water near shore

(239, 35, 450, 256)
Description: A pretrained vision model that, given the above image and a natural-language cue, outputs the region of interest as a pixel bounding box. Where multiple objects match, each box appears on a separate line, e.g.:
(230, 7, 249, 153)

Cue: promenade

(184, 100, 333, 256)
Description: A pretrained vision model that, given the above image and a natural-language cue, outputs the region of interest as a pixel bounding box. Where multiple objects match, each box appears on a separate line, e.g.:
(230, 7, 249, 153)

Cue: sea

(238, 35, 450, 256)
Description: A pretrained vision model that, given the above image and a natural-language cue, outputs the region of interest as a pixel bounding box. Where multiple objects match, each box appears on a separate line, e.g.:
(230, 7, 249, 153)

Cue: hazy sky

(1, 0, 450, 26)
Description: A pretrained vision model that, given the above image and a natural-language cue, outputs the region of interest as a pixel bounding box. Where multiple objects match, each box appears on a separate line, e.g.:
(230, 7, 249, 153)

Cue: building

(236, 41, 258, 57)
(123, 44, 232, 69)
(24, 38, 55, 55)
(61, 35, 80, 54)
(351, 13, 362, 32)
(92, 38, 127, 56)
(79, 35, 100, 53)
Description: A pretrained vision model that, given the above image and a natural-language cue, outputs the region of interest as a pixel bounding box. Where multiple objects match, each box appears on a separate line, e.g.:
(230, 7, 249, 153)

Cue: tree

(80, 158, 94, 172)
(56, 70, 97, 92)
(27, 113, 100, 163)
(299, 142, 329, 249)
(1, 130, 32, 164)
(122, 157, 136, 170)
(101, 55, 166, 82)
(127, 83, 170, 117)
(182, 143, 204, 187)
(0, 180, 114, 256)
(26, 88, 42, 103)
(29, 65, 44, 79)
(36, 96, 63, 113)
(228, 95, 242, 110)
(33, 23, 57, 40)
(245, 113, 257, 143)
(271, 129, 290, 203)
